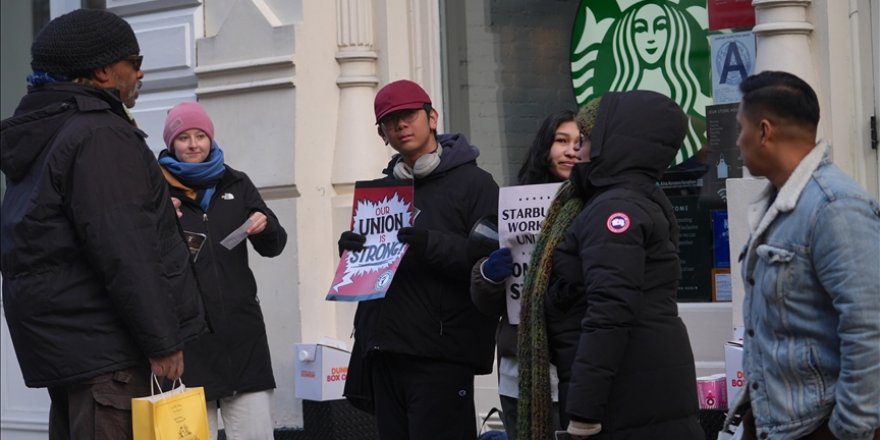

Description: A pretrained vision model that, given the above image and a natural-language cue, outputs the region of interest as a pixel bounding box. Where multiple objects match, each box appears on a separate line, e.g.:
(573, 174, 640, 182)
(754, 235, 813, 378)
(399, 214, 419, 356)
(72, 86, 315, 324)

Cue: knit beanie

(576, 96, 602, 139)
(31, 9, 139, 78)
(163, 102, 215, 149)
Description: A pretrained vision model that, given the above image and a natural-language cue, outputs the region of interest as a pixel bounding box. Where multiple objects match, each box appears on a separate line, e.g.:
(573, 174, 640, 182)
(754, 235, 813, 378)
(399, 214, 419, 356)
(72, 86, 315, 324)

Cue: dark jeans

(371, 352, 476, 440)
(48, 365, 151, 440)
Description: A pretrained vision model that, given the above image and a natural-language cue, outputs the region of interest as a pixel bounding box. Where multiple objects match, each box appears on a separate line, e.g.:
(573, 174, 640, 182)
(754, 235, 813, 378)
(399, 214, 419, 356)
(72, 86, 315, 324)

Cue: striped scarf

(517, 181, 585, 440)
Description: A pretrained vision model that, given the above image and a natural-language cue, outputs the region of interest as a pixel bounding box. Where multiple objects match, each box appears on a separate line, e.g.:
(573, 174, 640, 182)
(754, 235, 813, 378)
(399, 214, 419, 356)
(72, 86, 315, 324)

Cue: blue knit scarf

(27, 70, 69, 87)
(158, 142, 226, 211)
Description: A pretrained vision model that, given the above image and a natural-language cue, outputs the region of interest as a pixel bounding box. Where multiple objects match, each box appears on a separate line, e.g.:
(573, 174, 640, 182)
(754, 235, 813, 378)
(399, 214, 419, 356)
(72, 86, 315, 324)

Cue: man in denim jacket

(736, 71, 880, 439)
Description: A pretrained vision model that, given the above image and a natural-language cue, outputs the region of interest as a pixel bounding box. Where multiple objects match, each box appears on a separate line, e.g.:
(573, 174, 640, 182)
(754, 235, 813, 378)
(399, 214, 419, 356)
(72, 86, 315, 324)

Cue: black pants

(48, 365, 151, 440)
(500, 394, 561, 439)
(371, 352, 476, 440)
(499, 395, 519, 440)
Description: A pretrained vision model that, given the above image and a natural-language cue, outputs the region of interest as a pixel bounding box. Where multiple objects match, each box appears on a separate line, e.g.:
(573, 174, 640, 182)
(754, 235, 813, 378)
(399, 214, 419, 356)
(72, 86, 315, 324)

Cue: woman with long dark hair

(517, 109, 582, 185)
(471, 108, 586, 440)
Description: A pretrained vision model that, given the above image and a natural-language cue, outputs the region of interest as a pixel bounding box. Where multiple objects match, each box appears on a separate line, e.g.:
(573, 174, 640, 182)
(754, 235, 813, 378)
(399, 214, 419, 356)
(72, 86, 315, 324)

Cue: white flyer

(220, 218, 254, 250)
(498, 182, 561, 325)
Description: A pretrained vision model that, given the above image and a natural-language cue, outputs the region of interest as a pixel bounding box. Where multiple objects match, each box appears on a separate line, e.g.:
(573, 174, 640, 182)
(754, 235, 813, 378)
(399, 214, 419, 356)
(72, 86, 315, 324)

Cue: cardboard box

(725, 339, 745, 406)
(294, 338, 351, 401)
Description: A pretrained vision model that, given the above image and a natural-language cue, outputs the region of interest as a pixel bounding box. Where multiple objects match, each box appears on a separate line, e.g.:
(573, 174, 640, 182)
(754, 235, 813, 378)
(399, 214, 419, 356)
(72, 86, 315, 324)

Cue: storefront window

(442, 0, 738, 302)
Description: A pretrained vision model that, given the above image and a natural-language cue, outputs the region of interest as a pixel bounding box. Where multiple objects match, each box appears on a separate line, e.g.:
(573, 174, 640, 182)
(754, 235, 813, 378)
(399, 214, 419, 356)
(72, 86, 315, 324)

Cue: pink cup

(696, 374, 728, 409)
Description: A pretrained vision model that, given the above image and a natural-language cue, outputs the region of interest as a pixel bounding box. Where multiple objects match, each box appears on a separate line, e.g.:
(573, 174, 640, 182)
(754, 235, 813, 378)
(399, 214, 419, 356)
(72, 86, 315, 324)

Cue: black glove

(338, 231, 366, 257)
(397, 227, 429, 256)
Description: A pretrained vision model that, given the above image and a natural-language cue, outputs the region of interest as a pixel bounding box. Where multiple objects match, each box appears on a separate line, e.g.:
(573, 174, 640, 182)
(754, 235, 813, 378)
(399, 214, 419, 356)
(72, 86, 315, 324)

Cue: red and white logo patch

(606, 212, 631, 234)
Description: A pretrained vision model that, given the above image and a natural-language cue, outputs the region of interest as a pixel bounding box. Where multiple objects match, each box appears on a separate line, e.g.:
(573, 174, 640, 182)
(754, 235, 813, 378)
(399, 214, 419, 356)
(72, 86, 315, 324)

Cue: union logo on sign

(375, 270, 394, 290)
(571, 0, 711, 165)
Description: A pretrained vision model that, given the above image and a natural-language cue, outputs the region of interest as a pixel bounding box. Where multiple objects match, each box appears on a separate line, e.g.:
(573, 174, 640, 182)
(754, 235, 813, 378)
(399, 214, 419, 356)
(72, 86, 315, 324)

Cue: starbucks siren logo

(571, 0, 711, 165)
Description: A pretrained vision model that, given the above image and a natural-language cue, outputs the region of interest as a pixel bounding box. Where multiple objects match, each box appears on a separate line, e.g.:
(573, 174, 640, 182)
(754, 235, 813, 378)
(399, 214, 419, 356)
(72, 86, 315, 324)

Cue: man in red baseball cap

(372, 80, 438, 172)
(339, 79, 500, 439)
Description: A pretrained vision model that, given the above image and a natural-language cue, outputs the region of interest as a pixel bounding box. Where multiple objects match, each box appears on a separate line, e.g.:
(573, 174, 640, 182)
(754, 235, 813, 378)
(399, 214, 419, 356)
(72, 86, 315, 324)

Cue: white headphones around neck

(393, 143, 444, 179)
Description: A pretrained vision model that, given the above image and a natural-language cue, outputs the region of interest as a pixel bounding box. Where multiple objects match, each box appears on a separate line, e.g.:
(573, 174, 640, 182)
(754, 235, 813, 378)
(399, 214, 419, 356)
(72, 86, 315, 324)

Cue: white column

(332, 0, 387, 185)
(728, 0, 819, 331)
(752, 0, 819, 102)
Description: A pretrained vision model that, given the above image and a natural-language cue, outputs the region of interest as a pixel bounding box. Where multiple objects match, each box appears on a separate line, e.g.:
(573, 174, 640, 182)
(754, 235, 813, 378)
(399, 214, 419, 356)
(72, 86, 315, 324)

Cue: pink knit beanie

(163, 102, 214, 149)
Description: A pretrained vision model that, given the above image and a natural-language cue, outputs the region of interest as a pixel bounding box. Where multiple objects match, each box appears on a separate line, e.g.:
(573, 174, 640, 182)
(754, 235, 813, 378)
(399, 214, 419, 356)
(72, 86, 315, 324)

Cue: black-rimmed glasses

(124, 55, 144, 71)
(379, 105, 431, 132)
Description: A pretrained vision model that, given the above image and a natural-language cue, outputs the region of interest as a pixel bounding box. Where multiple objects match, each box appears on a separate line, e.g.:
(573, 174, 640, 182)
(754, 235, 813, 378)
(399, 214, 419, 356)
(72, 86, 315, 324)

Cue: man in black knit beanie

(0, 9, 206, 439)
(29, 8, 143, 109)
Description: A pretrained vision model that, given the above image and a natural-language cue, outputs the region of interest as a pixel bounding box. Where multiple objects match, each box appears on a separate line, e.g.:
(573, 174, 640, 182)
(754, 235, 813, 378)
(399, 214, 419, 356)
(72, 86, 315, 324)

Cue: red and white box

(725, 338, 745, 406)
(294, 338, 351, 401)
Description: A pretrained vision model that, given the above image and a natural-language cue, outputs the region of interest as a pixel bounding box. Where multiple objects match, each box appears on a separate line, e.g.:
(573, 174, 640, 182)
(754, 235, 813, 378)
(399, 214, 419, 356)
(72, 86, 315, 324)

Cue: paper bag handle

(150, 374, 184, 396)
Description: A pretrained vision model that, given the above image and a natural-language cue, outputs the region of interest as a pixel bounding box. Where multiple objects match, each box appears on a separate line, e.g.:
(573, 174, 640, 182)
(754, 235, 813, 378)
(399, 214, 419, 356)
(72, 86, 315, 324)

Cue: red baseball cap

(374, 80, 432, 124)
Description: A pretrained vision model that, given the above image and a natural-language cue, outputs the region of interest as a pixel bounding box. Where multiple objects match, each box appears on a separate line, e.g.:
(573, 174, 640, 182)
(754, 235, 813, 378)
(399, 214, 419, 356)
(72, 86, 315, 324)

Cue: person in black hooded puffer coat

(555, 90, 703, 439)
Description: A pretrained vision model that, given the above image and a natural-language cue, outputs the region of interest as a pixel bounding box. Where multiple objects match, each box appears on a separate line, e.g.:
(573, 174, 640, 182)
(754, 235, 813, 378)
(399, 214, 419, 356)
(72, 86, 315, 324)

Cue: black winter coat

(348, 134, 499, 375)
(0, 83, 206, 387)
(470, 259, 517, 360)
(162, 160, 287, 401)
(560, 91, 703, 439)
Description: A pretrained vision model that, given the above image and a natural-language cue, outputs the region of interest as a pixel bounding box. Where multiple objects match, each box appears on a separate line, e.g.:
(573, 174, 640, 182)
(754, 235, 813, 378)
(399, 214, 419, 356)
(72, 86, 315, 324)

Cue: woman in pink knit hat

(159, 101, 287, 440)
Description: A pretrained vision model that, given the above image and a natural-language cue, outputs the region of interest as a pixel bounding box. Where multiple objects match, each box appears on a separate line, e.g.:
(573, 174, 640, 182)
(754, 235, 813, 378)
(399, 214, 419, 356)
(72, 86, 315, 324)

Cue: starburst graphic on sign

(571, 0, 711, 166)
(331, 193, 412, 292)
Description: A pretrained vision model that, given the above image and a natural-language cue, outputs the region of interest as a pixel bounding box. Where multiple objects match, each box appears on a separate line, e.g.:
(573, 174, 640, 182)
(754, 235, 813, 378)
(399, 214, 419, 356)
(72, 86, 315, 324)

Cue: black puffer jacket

(470, 260, 517, 360)
(0, 83, 206, 388)
(560, 91, 703, 438)
(349, 134, 499, 374)
(162, 160, 287, 401)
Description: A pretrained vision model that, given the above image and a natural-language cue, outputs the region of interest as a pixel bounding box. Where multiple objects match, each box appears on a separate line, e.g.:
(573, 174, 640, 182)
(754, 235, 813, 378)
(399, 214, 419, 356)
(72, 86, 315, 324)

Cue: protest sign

(498, 182, 561, 324)
(326, 179, 414, 302)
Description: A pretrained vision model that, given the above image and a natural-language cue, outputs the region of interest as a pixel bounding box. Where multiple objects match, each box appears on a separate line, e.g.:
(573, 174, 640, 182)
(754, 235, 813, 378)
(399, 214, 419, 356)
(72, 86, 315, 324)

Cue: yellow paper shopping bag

(132, 376, 210, 440)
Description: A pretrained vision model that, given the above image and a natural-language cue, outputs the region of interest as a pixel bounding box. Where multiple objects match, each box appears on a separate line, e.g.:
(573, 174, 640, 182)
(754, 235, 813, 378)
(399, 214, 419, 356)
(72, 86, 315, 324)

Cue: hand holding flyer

(327, 179, 414, 302)
(220, 218, 254, 250)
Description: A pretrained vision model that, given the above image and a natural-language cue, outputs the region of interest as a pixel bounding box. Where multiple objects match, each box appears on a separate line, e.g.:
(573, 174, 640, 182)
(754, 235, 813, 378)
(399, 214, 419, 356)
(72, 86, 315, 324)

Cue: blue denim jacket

(741, 144, 880, 440)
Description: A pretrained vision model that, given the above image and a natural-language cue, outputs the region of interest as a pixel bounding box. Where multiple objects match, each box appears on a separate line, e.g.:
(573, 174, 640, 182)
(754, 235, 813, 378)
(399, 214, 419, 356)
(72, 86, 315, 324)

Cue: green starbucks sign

(571, 0, 711, 165)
